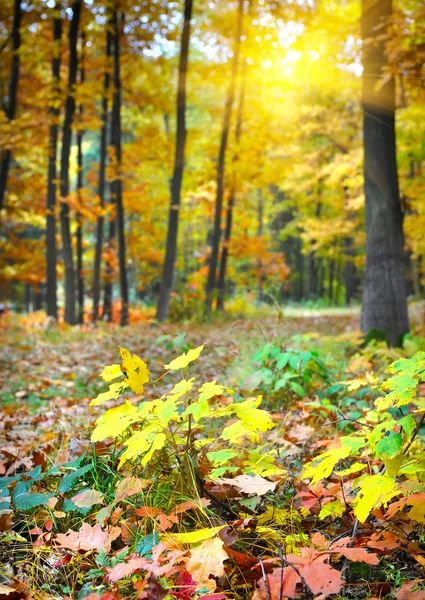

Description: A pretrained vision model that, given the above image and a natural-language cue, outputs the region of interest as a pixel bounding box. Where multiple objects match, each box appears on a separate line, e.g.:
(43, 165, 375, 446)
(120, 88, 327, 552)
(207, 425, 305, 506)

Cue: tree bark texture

(111, 9, 129, 326)
(92, 23, 112, 323)
(216, 33, 247, 312)
(205, 0, 244, 315)
(360, 0, 409, 346)
(59, 0, 82, 325)
(0, 0, 21, 212)
(156, 0, 193, 321)
(76, 32, 85, 325)
(46, 7, 62, 320)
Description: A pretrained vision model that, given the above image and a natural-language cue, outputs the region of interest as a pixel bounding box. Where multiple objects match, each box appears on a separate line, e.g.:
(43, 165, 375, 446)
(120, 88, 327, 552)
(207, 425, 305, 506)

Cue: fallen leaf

(217, 474, 277, 496)
(186, 537, 228, 591)
(56, 523, 120, 553)
(72, 489, 104, 508)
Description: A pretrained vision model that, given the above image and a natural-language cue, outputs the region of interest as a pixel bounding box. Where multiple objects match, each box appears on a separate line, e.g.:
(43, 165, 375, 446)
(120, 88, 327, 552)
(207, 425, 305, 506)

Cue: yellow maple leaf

(302, 446, 352, 487)
(353, 473, 400, 523)
(186, 537, 228, 591)
(91, 401, 142, 442)
(119, 347, 150, 394)
(164, 525, 226, 545)
(100, 364, 122, 382)
(164, 344, 205, 371)
(90, 381, 129, 407)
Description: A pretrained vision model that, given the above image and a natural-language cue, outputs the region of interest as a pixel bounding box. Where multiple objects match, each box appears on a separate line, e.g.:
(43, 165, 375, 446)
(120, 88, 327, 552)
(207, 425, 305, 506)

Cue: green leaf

(398, 415, 416, 438)
(290, 382, 306, 397)
(136, 532, 160, 557)
(58, 464, 93, 493)
(12, 482, 53, 511)
(376, 433, 403, 460)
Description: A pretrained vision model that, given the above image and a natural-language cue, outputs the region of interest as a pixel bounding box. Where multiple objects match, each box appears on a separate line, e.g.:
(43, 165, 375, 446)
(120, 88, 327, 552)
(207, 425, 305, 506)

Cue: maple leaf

(108, 554, 151, 583)
(115, 476, 151, 501)
(396, 581, 425, 600)
(100, 364, 122, 382)
(186, 537, 228, 592)
(91, 400, 142, 442)
(353, 473, 400, 523)
(90, 381, 129, 407)
(56, 523, 121, 553)
(329, 537, 379, 564)
(72, 489, 104, 508)
(119, 347, 150, 394)
(164, 344, 205, 370)
(217, 474, 277, 496)
(165, 525, 226, 545)
(301, 446, 351, 487)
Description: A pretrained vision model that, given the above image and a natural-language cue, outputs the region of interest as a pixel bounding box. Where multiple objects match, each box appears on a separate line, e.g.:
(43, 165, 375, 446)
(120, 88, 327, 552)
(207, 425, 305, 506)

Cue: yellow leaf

(118, 424, 163, 468)
(91, 401, 141, 442)
(353, 473, 400, 523)
(165, 525, 226, 545)
(165, 378, 195, 402)
(90, 381, 129, 407)
(334, 462, 367, 477)
(100, 364, 122, 382)
(120, 347, 150, 394)
(302, 446, 352, 487)
(164, 344, 205, 371)
(186, 537, 228, 592)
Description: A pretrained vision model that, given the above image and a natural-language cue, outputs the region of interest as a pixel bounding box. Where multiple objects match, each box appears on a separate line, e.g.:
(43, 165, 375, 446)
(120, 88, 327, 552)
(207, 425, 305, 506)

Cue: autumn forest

(1, 0, 425, 598)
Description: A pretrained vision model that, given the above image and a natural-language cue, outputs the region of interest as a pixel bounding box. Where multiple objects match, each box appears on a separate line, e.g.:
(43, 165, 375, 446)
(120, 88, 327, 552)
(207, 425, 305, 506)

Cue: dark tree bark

(92, 24, 113, 323)
(102, 219, 115, 322)
(360, 0, 409, 346)
(216, 41, 247, 312)
(0, 0, 21, 211)
(156, 0, 193, 321)
(76, 32, 85, 325)
(59, 0, 82, 325)
(205, 0, 244, 315)
(46, 7, 62, 320)
(256, 189, 264, 305)
(111, 8, 129, 326)
(328, 258, 335, 302)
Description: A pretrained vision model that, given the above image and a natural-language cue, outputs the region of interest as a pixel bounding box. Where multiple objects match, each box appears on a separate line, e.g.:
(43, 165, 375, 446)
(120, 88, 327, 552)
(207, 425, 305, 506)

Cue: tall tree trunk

(0, 0, 21, 211)
(110, 9, 129, 326)
(76, 32, 85, 325)
(216, 39, 247, 312)
(256, 189, 264, 305)
(59, 0, 82, 325)
(46, 7, 62, 320)
(92, 24, 112, 323)
(328, 258, 335, 302)
(102, 218, 115, 322)
(205, 0, 244, 315)
(156, 0, 193, 321)
(360, 0, 409, 346)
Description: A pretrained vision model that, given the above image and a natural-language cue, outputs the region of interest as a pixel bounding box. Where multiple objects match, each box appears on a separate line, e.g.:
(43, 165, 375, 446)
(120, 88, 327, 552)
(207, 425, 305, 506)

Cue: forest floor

(1, 306, 425, 600)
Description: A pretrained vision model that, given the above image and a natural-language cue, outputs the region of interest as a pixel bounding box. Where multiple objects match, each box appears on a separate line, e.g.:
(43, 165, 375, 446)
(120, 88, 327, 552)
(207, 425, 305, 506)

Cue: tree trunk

(205, 0, 244, 315)
(92, 24, 113, 323)
(0, 0, 21, 211)
(256, 189, 264, 305)
(46, 7, 62, 320)
(102, 223, 115, 322)
(59, 0, 82, 325)
(328, 258, 335, 302)
(111, 9, 129, 327)
(156, 0, 193, 321)
(76, 32, 85, 325)
(360, 0, 409, 346)
(216, 36, 247, 312)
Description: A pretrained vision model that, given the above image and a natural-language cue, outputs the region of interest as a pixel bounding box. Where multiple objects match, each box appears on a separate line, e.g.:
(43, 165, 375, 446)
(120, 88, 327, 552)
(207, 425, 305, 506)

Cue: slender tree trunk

(216, 40, 247, 312)
(92, 24, 112, 323)
(0, 0, 21, 211)
(205, 0, 244, 315)
(156, 0, 193, 321)
(328, 258, 335, 302)
(46, 8, 62, 320)
(76, 32, 85, 325)
(59, 0, 82, 325)
(102, 218, 115, 322)
(256, 189, 264, 305)
(360, 0, 409, 346)
(111, 9, 129, 326)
